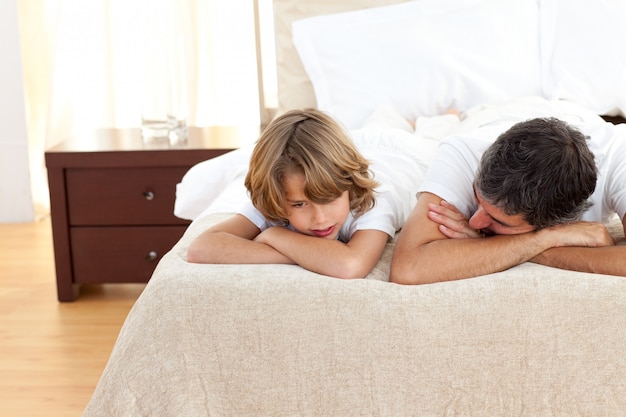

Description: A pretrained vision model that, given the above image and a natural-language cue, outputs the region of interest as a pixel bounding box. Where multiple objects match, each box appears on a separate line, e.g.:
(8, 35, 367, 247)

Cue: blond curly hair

(245, 109, 378, 224)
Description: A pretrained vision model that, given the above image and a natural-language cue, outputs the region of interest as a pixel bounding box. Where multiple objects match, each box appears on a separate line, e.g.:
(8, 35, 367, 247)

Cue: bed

(84, 1, 626, 416)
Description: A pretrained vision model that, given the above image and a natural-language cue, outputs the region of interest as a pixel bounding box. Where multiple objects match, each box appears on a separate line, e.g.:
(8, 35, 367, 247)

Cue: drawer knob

(146, 250, 158, 262)
(143, 190, 155, 201)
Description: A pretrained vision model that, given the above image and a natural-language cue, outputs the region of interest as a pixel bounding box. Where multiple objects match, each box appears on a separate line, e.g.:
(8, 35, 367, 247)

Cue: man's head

(472, 117, 597, 234)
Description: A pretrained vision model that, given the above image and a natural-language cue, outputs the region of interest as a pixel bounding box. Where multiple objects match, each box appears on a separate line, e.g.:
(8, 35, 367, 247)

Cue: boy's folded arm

(256, 227, 389, 279)
(186, 214, 294, 265)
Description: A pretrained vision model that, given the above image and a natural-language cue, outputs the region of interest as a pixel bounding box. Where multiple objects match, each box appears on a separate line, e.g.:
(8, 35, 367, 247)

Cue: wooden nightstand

(46, 126, 255, 301)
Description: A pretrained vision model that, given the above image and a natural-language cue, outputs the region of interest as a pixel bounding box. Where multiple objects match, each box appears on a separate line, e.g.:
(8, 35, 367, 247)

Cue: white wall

(0, 0, 34, 223)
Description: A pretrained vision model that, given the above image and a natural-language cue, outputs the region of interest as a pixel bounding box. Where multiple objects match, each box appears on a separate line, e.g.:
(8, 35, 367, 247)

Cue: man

(390, 99, 626, 284)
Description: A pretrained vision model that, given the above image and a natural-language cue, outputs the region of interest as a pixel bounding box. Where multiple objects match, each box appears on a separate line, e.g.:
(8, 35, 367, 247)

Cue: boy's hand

(253, 226, 283, 245)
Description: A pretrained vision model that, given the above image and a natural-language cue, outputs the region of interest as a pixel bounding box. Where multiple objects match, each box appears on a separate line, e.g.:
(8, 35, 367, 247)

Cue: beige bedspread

(83, 213, 626, 417)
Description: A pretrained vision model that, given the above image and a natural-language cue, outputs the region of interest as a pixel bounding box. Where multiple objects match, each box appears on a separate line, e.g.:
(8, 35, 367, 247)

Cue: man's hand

(542, 222, 617, 248)
(427, 200, 483, 239)
(531, 221, 623, 275)
(428, 200, 616, 249)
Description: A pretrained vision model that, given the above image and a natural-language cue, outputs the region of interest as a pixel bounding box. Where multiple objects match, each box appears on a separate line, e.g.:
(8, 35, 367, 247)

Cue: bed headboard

(272, 0, 407, 114)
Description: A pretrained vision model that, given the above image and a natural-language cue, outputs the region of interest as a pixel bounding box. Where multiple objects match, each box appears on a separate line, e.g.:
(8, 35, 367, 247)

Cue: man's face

(469, 188, 536, 236)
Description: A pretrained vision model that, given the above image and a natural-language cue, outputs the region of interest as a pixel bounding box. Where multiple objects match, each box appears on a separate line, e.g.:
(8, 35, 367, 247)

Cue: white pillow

(292, 0, 542, 130)
(174, 145, 254, 220)
(361, 103, 414, 132)
(539, 0, 626, 116)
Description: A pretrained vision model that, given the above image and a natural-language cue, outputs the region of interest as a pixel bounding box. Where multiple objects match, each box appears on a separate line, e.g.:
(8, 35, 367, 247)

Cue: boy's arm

(389, 193, 616, 285)
(186, 214, 295, 264)
(255, 227, 389, 279)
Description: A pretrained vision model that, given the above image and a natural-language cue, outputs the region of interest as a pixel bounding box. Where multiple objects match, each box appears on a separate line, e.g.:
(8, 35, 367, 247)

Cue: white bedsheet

(176, 97, 625, 227)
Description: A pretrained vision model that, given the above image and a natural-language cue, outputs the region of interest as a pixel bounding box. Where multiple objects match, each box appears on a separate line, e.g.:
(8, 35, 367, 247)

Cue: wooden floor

(0, 217, 145, 417)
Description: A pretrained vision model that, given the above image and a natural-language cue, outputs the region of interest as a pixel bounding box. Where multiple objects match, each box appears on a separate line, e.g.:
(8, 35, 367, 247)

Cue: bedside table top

(45, 126, 259, 168)
(46, 126, 259, 153)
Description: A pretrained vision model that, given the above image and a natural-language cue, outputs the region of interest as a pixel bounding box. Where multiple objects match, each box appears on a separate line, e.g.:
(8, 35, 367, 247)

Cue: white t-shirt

(238, 126, 428, 241)
(239, 193, 396, 243)
(419, 98, 626, 225)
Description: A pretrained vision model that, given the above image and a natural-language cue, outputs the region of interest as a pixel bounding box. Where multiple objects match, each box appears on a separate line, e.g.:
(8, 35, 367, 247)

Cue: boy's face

(282, 172, 350, 240)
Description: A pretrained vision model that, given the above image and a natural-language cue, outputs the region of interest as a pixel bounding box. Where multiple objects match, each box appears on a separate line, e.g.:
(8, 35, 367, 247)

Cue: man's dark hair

(475, 117, 598, 229)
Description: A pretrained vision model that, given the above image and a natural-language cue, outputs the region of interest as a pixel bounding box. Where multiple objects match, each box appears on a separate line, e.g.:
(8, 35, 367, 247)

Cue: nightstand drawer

(46, 126, 245, 300)
(66, 167, 189, 226)
(70, 226, 187, 283)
